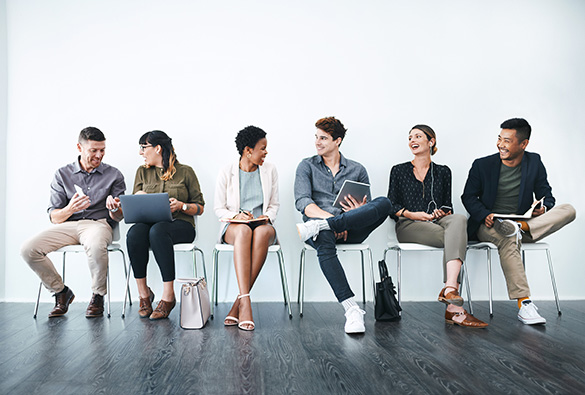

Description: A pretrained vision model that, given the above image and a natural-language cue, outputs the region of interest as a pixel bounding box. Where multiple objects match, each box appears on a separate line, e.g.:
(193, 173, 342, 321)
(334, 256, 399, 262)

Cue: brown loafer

(445, 309, 488, 328)
(138, 288, 155, 318)
(85, 293, 104, 318)
(150, 299, 176, 320)
(438, 286, 464, 306)
(49, 287, 75, 317)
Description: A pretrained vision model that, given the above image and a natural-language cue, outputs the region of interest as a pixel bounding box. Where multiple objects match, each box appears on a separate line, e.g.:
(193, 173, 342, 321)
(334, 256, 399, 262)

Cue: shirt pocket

(166, 184, 189, 202)
(144, 184, 160, 194)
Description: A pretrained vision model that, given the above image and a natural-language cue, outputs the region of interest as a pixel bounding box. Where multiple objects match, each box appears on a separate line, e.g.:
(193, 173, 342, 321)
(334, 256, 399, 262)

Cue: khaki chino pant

(395, 214, 468, 282)
(21, 219, 113, 295)
(477, 203, 576, 299)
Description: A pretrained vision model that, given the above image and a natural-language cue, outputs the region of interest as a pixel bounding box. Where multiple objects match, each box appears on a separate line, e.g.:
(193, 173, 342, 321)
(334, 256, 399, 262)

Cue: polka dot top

(387, 161, 453, 221)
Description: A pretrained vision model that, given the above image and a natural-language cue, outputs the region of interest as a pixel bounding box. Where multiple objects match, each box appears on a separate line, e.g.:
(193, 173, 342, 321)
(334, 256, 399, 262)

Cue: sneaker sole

(296, 224, 306, 241)
(517, 315, 546, 325)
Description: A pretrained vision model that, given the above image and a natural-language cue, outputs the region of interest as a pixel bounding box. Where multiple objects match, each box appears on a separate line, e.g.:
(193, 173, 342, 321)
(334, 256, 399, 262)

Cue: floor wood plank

(1, 300, 584, 394)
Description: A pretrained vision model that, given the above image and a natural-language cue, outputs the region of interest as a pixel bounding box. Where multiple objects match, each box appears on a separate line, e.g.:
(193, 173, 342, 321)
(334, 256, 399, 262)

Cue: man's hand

(532, 207, 545, 217)
(67, 193, 91, 214)
(484, 213, 495, 228)
(106, 195, 121, 211)
(340, 194, 367, 212)
(335, 230, 348, 241)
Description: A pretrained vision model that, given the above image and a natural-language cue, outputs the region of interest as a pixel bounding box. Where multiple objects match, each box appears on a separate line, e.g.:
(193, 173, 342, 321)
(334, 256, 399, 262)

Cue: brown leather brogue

(438, 286, 464, 306)
(48, 287, 75, 317)
(138, 288, 155, 318)
(85, 293, 104, 318)
(445, 309, 488, 328)
(149, 299, 176, 320)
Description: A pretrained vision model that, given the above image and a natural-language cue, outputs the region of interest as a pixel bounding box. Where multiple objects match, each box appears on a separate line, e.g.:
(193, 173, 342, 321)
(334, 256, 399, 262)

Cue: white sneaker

(518, 300, 546, 325)
(493, 219, 522, 238)
(344, 306, 366, 334)
(296, 221, 321, 241)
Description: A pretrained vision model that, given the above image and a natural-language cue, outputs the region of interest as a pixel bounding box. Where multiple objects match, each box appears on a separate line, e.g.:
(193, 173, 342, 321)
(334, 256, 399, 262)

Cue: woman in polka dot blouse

(387, 125, 487, 328)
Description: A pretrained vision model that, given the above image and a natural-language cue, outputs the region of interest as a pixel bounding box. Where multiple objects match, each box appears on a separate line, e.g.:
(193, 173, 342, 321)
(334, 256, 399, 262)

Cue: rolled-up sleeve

(294, 160, 315, 215)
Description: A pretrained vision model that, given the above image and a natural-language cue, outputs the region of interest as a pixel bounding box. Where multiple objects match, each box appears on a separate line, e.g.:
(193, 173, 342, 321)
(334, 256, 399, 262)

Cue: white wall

(4, 0, 585, 303)
(0, 0, 8, 300)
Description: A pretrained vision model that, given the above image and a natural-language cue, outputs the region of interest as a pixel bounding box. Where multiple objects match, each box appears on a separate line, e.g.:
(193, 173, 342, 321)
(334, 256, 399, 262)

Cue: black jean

(305, 196, 391, 302)
(127, 220, 195, 282)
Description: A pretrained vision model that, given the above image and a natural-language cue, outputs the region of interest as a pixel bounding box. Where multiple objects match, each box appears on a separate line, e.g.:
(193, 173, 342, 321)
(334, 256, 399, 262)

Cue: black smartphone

(440, 205, 452, 213)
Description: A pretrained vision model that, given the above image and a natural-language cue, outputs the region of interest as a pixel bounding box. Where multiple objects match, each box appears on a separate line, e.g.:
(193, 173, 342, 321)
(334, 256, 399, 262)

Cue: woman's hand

(431, 208, 450, 220)
(233, 210, 253, 220)
(169, 198, 182, 213)
(404, 211, 434, 221)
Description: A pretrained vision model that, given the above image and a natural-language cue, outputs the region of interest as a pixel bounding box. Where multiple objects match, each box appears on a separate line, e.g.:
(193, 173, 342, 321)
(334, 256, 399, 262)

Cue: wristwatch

(182, 203, 188, 212)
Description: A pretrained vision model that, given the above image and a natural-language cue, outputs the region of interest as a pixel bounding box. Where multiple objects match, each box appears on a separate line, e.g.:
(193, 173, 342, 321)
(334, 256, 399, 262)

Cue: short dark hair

(235, 126, 267, 156)
(78, 127, 105, 143)
(500, 118, 531, 142)
(315, 117, 347, 145)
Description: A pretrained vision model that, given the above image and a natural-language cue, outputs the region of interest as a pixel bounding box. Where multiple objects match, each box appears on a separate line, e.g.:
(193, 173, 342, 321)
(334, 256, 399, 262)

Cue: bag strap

(378, 259, 389, 281)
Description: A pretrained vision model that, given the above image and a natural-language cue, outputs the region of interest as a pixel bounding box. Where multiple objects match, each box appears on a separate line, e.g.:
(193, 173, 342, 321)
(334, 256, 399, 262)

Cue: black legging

(127, 220, 195, 282)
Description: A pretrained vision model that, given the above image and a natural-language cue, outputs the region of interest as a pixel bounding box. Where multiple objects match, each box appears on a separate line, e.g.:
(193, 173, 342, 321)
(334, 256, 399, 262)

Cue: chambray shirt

(48, 157, 126, 226)
(294, 153, 370, 221)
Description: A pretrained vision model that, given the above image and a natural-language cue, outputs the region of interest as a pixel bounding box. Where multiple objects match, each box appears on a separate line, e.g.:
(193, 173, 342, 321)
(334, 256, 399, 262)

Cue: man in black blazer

(462, 118, 575, 325)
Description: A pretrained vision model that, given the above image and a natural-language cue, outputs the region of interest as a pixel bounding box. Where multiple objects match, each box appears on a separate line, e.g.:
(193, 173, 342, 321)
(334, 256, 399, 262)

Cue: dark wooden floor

(1, 300, 584, 395)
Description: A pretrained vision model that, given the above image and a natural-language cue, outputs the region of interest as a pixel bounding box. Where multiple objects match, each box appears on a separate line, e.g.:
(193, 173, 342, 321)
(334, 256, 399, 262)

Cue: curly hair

(410, 124, 438, 156)
(139, 130, 178, 181)
(235, 126, 267, 156)
(315, 117, 347, 146)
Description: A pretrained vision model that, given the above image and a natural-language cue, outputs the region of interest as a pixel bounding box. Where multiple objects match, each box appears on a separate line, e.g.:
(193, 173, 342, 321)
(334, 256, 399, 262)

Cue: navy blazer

(461, 152, 555, 240)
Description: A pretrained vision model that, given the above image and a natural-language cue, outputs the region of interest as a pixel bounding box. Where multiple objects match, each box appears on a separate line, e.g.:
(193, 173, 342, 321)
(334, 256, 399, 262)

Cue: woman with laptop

(214, 126, 279, 331)
(126, 130, 205, 320)
(387, 125, 487, 328)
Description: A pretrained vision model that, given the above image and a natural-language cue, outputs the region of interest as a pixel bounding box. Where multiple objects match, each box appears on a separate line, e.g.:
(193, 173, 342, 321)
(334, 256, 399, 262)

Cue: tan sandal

(438, 286, 464, 306)
(445, 309, 488, 328)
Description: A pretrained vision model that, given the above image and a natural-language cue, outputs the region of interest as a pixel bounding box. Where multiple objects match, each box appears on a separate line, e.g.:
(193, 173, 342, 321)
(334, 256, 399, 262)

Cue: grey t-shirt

(492, 163, 521, 214)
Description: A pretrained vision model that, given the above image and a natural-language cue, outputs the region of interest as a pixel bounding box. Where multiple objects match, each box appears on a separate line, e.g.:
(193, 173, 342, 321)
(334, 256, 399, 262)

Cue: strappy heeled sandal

(224, 295, 240, 326)
(237, 294, 255, 331)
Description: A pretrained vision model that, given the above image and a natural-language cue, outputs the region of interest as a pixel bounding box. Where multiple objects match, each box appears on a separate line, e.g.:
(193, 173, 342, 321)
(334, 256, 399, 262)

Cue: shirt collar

(74, 156, 104, 174)
(317, 152, 347, 168)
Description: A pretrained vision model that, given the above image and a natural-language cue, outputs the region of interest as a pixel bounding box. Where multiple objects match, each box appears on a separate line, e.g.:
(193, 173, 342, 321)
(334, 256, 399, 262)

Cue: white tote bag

(176, 278, 211, 329)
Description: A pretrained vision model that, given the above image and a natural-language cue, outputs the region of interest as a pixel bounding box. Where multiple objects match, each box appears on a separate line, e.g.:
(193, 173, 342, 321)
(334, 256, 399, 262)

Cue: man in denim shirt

(21, 127, 126, 318)
(294, 117, 391, 334)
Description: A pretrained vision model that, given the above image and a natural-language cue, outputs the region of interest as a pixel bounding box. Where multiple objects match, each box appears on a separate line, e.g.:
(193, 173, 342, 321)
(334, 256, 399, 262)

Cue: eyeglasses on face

(139, 144, 153, 152)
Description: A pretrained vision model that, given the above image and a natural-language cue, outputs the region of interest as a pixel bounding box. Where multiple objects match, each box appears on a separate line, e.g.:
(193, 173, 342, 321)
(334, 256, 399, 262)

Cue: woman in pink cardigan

(214, 126, 279, 331)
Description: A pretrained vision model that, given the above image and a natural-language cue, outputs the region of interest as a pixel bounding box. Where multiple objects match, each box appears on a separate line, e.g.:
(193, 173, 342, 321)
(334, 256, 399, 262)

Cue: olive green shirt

(132, 163, 205, 227)
(492, 162, 521, 214)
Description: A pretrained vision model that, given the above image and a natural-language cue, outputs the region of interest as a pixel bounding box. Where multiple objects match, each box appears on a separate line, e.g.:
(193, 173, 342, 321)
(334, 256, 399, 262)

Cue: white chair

(33, 224, 131, 318)
(211, 243, 292, 319)
(121, 242, 206, 318)
(383, 243, 474, 314)
(298, 243, 374, 317)
(467, 241, 561, 317)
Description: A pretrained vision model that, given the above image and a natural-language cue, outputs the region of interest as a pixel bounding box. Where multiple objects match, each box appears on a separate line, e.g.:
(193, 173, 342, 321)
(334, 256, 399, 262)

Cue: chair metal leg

(298, 248, 306, 317)
(118, 250, 132, 306)
(545, 248, 562, 315)
(461, 263, 473, 315)
(191, 248, 198, 277)
(360, 250, 366, 304)
(276, 249, 293, 319)
(106, 264, 111, 318)
(33, 282, 43, 318)
(368, 248, 375, 301)
(122, 258, 133, 318)
(210, 248, 220, 319)
(396, 248, 402, 307)
(486, 247, 493, 317)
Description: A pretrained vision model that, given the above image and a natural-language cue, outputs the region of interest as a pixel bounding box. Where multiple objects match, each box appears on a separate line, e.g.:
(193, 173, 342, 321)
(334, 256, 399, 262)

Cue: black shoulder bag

(374, 259, 401, 321)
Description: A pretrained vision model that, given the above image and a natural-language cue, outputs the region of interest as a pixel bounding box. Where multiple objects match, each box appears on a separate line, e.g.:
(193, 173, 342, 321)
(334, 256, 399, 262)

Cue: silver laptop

(119, 193, 173, 224)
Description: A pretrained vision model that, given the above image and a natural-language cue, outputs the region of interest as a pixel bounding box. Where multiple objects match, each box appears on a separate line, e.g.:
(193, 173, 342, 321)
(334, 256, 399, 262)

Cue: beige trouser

(21, 219, 113, 295)
(395, 214, 468, 282)
(477, 203, 576, 299)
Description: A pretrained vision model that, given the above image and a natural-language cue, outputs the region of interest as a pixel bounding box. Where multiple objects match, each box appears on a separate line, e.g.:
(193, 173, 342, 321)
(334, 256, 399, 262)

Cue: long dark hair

(139, 130, 178, 180)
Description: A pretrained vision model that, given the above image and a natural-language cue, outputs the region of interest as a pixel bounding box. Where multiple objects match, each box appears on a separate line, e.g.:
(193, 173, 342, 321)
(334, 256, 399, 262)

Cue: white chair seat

(466, 241, 560, 317)
(211, 243, 292, 319)
(298, 243, 374, 317)
(384, 241, 474, 314)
